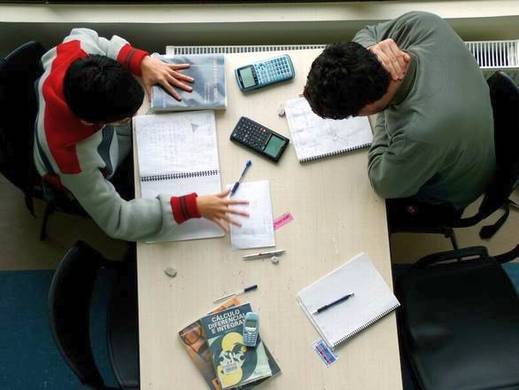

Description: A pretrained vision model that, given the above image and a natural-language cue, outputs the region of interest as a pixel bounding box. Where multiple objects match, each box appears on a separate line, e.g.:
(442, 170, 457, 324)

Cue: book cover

(200, 303, 272, 389)
(151, 53, 226, 112)
(178, 299, 280, 390)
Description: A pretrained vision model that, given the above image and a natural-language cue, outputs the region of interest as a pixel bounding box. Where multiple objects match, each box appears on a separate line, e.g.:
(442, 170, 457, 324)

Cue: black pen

(313, 293, 355, 315)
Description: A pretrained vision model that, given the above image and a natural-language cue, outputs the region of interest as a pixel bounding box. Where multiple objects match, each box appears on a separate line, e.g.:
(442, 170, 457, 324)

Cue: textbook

(200, 303, 273, 389)
(178, 298, 280, 390)
(134, 110, 223, 242)
(297, 252, 400, 349)
(151, 54, 227, 112)
(284, 97, 373, 162)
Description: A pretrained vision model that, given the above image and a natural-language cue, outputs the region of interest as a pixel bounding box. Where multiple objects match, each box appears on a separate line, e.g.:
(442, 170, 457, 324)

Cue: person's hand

(197, 189, 249, 232)
(140, 56, 194, 101)
(368, 39, 411, 81)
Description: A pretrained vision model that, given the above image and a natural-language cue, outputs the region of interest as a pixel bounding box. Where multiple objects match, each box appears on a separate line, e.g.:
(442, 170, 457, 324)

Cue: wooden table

(136, 49, 402, 390)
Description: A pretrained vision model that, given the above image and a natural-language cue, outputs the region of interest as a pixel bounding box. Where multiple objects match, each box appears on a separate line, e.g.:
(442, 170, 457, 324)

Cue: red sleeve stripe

(42, 40, 100, 174)
(170, 193, 200, 224)
(117, 43, 149, 76)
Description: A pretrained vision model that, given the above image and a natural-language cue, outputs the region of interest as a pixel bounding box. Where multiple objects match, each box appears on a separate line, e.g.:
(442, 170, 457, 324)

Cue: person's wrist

(140, 55, 151, 72)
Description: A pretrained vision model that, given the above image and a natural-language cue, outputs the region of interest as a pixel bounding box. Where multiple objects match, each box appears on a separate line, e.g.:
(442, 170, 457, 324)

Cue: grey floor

(0, 174, 518, 270)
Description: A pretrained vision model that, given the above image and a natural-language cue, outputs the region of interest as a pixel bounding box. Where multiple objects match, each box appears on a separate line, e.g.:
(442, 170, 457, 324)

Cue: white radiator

(465, 40, 519, 69)
(167, 40, 519, 69)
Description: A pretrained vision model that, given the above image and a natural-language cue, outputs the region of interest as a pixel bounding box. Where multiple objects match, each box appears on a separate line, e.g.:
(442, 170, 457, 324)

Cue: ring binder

(141, 169, 219, 182)
(300, 143, 371, 163)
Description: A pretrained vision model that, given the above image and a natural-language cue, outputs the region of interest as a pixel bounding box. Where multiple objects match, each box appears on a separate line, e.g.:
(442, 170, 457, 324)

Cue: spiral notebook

(284, 97, 373, 162)
(297, 252, 400, 349)
(134, 110, 224, 242)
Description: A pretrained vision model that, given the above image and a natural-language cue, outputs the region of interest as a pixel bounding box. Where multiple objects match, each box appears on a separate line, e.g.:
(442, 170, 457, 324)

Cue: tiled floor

(0, 175, 127, 271)
(1, 174, 517, 270)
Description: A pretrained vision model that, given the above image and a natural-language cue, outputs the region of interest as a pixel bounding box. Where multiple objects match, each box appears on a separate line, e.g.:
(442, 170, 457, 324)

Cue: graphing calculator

(242, 312, 259, 347)
(230, 117, 289, 162)
(235, 54, 295, 92)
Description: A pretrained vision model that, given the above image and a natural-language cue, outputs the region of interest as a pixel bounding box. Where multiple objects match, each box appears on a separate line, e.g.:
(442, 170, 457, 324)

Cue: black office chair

(389, 71, 519, 248)
(0, 41, 88, 241)
(48, 241, 140, 390)
(395, 245, 519, 390)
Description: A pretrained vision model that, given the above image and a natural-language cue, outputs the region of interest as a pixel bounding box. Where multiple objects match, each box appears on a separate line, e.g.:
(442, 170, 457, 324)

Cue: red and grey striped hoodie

(34, 28, 200, 241)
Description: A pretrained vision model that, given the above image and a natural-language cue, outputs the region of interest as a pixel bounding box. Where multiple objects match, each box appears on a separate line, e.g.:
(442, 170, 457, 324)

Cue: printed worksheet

(229, 180, 276, 250)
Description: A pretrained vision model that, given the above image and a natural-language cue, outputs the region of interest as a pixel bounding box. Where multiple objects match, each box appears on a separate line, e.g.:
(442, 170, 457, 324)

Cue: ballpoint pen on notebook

(242, 249, 285, 260)
(213, 284, 258, 303)
(313, 293, 355, 315)
(230, 159, 252, 197)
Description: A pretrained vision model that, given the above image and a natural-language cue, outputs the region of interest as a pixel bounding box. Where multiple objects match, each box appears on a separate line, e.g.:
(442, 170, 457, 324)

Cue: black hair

(63, 54, 144, 123)
(304, 42, 390, 119)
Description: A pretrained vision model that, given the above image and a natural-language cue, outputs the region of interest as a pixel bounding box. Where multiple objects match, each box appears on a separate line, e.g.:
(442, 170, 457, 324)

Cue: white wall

(1, 1, 519, 55)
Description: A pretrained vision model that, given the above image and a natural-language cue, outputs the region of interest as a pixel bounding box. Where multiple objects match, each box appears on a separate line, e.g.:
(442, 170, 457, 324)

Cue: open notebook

(134, 111, 224, 242)
(297, 253, 400, 349)
(285, 97, 373, 162)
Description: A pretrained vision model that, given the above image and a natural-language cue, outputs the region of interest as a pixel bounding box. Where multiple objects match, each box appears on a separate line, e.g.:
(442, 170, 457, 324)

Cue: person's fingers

(169, 63, 190, 70)
(166, 74, 192, 92)
(225, 199, 249, 205)
(375, 50, 398, 80)
(387, 44, 407, 78)
(218, 188, 231, 198)
(214, 218, 229, 233)
(226, 208, 249, 217)
(391, 59, 403, 79)
(222, 214, 242, 228)
(160, 79, 182, 101)
(144, 84, 152, 102)
(170, 69, 194, 83)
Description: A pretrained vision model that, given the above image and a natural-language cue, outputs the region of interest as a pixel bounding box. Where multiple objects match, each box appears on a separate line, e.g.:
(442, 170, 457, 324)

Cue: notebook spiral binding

(333, 303, 400, 348)
(141, 169, 219, 182)
(300, 143, 371, 163)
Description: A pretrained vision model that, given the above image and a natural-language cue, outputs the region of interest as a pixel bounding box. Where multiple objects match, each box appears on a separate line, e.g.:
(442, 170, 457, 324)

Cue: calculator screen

(264, 135, 285, 157)
(238, 66, 257, 88)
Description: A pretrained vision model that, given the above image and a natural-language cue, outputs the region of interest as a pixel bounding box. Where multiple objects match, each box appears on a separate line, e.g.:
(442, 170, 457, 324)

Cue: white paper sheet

(229, 180, 275, 250)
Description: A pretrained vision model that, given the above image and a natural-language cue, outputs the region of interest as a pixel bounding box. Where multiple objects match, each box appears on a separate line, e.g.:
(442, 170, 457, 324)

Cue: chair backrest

(0, 41, 46, 198)
(479, 71, 519, 214)
(456, 71, 519, 230)
(396, 246, 519, 390)
(48, 241, 108, 389)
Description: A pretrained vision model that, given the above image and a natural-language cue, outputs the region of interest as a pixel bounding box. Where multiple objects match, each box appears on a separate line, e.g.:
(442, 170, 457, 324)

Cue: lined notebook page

(135, 110, 219, 178)
(229, 180, 275, 249)
(285, 97, 373, 162)
(134, 111, 223, 242)
(297, 253, 399, 349)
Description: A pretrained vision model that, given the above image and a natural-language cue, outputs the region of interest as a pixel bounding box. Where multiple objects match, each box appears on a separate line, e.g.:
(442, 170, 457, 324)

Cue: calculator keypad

(244, 333, 257, 346)
(255, 56, 292, 86)
(231, 117, 271, 151)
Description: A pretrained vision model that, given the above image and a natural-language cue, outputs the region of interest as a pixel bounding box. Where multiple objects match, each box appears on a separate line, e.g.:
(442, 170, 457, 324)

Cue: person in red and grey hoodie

(34, 28, 248, 241)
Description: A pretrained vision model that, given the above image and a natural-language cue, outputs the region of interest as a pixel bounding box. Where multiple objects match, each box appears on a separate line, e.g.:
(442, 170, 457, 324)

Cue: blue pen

(230, 160, 252, 197)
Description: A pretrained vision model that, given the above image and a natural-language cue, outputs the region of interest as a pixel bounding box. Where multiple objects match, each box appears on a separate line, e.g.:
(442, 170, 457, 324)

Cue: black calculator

(230, 117, 289, 162)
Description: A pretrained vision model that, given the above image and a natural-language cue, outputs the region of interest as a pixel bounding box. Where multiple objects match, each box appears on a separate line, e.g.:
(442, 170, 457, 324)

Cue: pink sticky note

(273, 212, 294, 230)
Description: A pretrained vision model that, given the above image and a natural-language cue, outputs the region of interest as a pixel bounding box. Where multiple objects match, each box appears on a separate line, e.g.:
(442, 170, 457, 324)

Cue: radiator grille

(166, 44, 326, 55)
(167, 40, 519, 69)
(465, 40, 519, 68)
